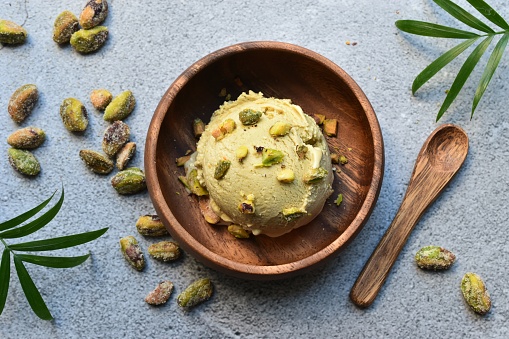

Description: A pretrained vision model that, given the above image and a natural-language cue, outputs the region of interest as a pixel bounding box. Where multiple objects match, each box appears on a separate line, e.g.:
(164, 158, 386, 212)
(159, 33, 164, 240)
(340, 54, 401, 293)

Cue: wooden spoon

(350, 124, 468, 307)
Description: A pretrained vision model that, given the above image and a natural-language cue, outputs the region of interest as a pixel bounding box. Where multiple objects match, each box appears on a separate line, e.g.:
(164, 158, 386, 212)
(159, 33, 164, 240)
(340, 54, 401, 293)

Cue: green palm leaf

(0, 191, 55, 232)
(472, 33, 509, 116)
(0, 249, 10, 316)
(433, 0, 494, 33)
(412, 37, 479, 94)
(396, 20, 480, 39)
(9, 228, 108, 252)
(466, 0, 509, 30)
(17, 254, 90, 268)
(437, 36, 494, 121)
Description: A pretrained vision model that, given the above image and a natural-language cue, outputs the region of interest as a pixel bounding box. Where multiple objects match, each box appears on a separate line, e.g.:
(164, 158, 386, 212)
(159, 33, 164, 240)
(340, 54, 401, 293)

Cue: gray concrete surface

(1, 0, 508, 338)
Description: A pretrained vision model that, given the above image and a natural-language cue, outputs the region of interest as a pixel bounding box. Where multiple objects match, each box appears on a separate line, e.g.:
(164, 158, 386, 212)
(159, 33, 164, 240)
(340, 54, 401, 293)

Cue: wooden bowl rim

(145, 41, 384, 279)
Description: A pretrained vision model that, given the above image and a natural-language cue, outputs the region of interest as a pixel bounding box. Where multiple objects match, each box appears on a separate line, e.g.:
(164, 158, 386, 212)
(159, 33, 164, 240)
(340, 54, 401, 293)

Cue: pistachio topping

(296, 145, 308, 160)
(239, 109, 262, 125)
(238, 200, 255, 214)
(269, 121, 292, 137)
(235, 145, 249, 162)
(220, 119, 236, 134)
(277, 168, 295, 183)
(313, 114, 325, 125)
(198, 197, 221, 224)
(282, 207, 307, 222)
(193, 118, 205, 138)
(228, 225, 250, 239)
(187, 169, 208, 196)
(339, 155, 348, 165)
(256, 148, 284, 167)
(323, 118, 338, 137)
(214, 159, 231, 179)
(303, 167, 328, 184)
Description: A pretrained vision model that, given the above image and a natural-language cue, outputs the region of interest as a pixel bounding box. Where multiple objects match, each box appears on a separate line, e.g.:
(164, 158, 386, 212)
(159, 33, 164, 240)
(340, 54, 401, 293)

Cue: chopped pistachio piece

(193, 118, 205, 138)
(119, 236, 145, 271)
(334, 194, 343, 206)
(116, 142, 136, 170)
(228, 225, 250, 239)
(214, 159, 231, 179)
(339, 155, 348, 165)
(145, 281, 173, 306)
(220, 119, 236, 134)
(148, 241, 181, 262)
(188, 169, 208, 196)
(239, 109, 262, 125)
(461, 273, 491, 315)
(330, 153, 340, 164)
(238, 200, 255, 214)
(235, 145, 249, 162)
(313, 114, 326, 125)
(176, 155, 191, 167)
(198, 197, 221, 224)
(136, 215, 168, 237)
(277, 168, 295, 183)
(177, 278, 213, 309)
(415, 246, 456, 270)
(269, 121, 292, 137)
(296, 145, 308, 160)
(303, 167, 328, 184)
(323, 119, 338, 137)
(8, 148, 40, 176)
(282, 207, 307, 221)
(178, 175, 191, 191)
(256, 148, 284, 167)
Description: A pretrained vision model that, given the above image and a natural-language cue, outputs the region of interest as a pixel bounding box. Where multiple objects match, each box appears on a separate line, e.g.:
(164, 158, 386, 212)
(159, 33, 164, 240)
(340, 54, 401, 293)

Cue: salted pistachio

(239, 109, 262, 125)
(282, 207, 307, 222)
(8, 148, 40, 176)
(269, 121, 292, 137)
(461, 273, 491, 315)
(116, 142, 136, 170)
(187, 169, 208, 196)
(323, 119, 338, 137)
(238, 200, 255, 214)
(198, 197, 220, 224)
(176, 155, 191, 167)
(339, 155, 348, 165)
(148, 241, 181, 262)
(177, 278, 213, 309)
(214, 159, 231, 180)
(79, 149, 114, 174)
(136, 215, 168, 236)
(235, 145, 248, 162)
(0, 19, 27, 44)
(90, 89, 112, 110)
(256, 148, 284, 167)
(145, 281, 174, 306)
(8, 84, 38, 123)
(79, 0, 109, 29)
(102, 121, 130, 157)
(296, 145, 308, 160)
(415, 246, 456, 270)
(52, 11, 79, 44)
(70, 26, 108, 53)
(104, 91, 136, 122)
(228, 225, 250, 239)
(193, 118, 205, 138)
(303, 167, 328, 184)
(111, 167, 147, 195)
(119, 235, 145, 271)
(60, 98, 88, 132)
(7, 127, 45, 149)
(277, 168, 295, 183)
(313, 114, 325, 125)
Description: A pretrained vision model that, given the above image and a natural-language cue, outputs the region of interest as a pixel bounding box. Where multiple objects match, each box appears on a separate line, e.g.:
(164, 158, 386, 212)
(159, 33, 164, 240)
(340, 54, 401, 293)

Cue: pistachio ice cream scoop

(191, 91, 334, 237)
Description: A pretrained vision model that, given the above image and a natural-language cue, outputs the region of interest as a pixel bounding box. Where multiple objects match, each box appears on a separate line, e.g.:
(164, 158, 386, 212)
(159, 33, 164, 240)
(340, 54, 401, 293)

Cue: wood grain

(144, 41, 384, 280)
(350, 124, 468, 306)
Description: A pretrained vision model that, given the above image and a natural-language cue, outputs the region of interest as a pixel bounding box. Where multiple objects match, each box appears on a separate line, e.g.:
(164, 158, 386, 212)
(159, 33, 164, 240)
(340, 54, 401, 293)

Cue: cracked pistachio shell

(177, 278, 213, 309)
(415, 246, 456, 270)
(104, 91, 136, 122)
(461, 273, 491, 315)
(79, 149, 114, 174)
(111, 167, 146, 194)
(8, 84, 38, 123)
(7, 127, 45, 149)
(79, 0, 108, 29)
(145, 281, 174, 306)
(116, 142, 136, 170)
(70, 26, 108, 53)
(0, 19, 27, 44)
(53, 11, 79, 44)
(136, 215, 168, 237)
(119, 235, 145, 271)
(102, 121, 130, 157)
(90, 89, 112, 110)
(8, 148, 40, 176)
(148, 241, 181, 262)
(60, 98, 88, 132)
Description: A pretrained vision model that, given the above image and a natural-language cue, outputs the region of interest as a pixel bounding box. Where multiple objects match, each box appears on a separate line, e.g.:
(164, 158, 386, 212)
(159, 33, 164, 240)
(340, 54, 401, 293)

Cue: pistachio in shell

(103, 91, 136, 122)
(0, 19, 27, 44)
(111, 167, 146, 195)
(53, 11, 79, 44)
(8, 84, 38, 123)
(60, 98, 88, 132)
(70, 26, 108, 53)
(7, 127, 45, 149)
(8, 148, 40, 176)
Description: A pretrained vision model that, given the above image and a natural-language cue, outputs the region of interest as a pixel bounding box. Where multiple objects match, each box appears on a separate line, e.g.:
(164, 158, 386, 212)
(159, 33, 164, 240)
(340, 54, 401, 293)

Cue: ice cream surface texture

(193, 91, 334, 237)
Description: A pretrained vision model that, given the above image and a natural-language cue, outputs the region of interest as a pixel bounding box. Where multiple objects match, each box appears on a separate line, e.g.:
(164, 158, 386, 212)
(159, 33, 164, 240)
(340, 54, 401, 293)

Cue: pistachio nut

(239, 109, 262, 125)
(296, 145, 308, 160)
(177, 278, 213, 309)
(269, 121, 292, 137)
(70, 26, 108, 53)
(313, 114, 325, 125)
(103, 91, 135, 122)
(79, 0, 109, 29)
(212, 119, 236, 141)
(102, 121, 130, 157)
(256, 148, 284, 167)
(461, 272, 491, 315)
(198, 197, 221, 224)
(214, 159, 231, 180)
(145, 281, 174, 306)
(0, 19, 27, 44)
(111, 167, 147, 194)
(116, 142, 136, 170)
(7, 127, 45, 149)
(79, 149, 114, 174)
(277, 168, 295, 183)
(334, 194, 343, 206)
(90, 89, 112, 110)
(178, 175, 191, 191)
(8, 148, 40, 176)
(176, 155, 191, 167)
(187, 169, 208, 196)
(228, 225, 250, 239)
(323, 118, 338, 137)
(238, 200, 255, 214)
(52, 11, 79, 44)
(8, 84, 38, 123)
(193, 118, 205, 138)
(282, 207, 307, 221)
(148, 241, 181, 262)
(415, 246, 456, 270)
(339, 155, 348, 165)
(235, 145, 248, 162)
(303, 167, 328, 184)
(60, 98, 88, 132)
(330, 153, 340, 164)
(119, 235, 145, 271)
(135, 215, 168, 237)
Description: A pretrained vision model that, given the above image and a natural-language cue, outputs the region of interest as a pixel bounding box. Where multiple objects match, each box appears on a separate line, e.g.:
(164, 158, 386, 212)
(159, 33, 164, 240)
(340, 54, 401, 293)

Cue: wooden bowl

(145, 41, 384, 280)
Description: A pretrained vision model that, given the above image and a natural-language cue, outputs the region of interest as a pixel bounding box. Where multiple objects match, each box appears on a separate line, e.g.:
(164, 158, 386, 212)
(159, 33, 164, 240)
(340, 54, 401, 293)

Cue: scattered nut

(136, 215, 168, 236)
(313, 114, 325, 125)
(198, 196, 221, 224)
(323, 119, 338, 137)
(119, 235, 145, 271)
(193, 118, 205, 138)
(214, 159, 231, 179)
(111, 167, 147, 195)
(90, 89, 112, 110)
(177, 278, 213, 309)
(79, 149, 114, 174)
(282, 207, 307, 221)
(52, 11, 79, 44)
(148, 241, 181, 262)
(176, 155, 191, 167)
(235, 145, 248, 162)
(303, 167, 328, 184)
(70, 26, 108, 53)
(60, 98, 88, 132)
(145, 281, 174, 306)
(103, 90, 136, 122)
(187, 169, 208, 196)
(415, 246, 456, 270)
(102, 121, 130, 157)
(116, 142, 136, 170)
(8, 148, 40, 176)
(339, 155, 348, 165)
(330, 153, 340, 164)
(277, 168, 295, 183)
(7, 127, 45, 149)
(269, 121, 292, 137)
(228, 225, 250, 239)
(0, 19, 27, 44)
(8, 84, 38, 123)
(256, 148, 284, 167)
(461, 272, 491, 315)
(239, 109, 262, 125)
(79, 0, 109, 29)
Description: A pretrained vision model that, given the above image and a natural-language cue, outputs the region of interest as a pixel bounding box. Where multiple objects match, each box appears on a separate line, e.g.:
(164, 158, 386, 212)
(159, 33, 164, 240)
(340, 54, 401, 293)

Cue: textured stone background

(1, 0, 509, 338)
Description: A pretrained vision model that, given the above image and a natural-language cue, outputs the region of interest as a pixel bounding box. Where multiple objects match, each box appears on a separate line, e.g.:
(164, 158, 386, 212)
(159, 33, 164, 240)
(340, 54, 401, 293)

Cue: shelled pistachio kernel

(145, 281, 174, 306)
(257, 148, 284, 167)
(269, 121, 292, 137)
(90, 89, 112, 110)
(238, 200, 255, 214)
(323, 119, 338, 137)
(119, 235, 145, 271)
(296, 145, 308, 160)
(7, 127, 45, 149)
(313, 114, 325, 125)
(277, 168, 295, 183)
(177, 278, 213, 309)
(102, 121, 130, 157)
(228, 225, 250, 239)
(60, 98, 88, 132)
(8, 148, 40, 176)
(214, 159, 231, 179)
(282, 207, 306, 221)
(176, 155, 191, 167)
(79, 0, 109, 29)
(239, 109, 262, 125)
(193, 118, 205, 138)
(220, 119, 236, 134)
(415, 246, 456, 270)
(52, 11, 79, 44)
(116, 142, 136, 170)
(0, 19, 27, 44)
(339, 155, 348, 165)
(148, 241, 181, 262)
(104, 90, 136, 122)
(303, 167, 328, 184)
(235, 145, 248, 162)
(198, 197, 221, 224)
(136, 215, 168, 237)
(330, 153, 340, 164)
(79, 149, 114, 174)
(70, 26, 108, 53)
(111, 167, 147, 195)
(8, 84, 38, 123)
(461, 273, 491, 315)
(187, 169, 208, 196)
